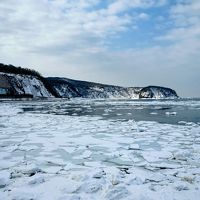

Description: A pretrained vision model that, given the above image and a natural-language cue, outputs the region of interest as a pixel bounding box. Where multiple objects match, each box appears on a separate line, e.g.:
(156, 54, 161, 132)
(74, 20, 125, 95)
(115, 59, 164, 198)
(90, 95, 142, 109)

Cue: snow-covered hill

(139, 86, 178, 99)
(47, 77, 178, 99)
(0, 73, 53, 98)
(0, 63, 179, 99)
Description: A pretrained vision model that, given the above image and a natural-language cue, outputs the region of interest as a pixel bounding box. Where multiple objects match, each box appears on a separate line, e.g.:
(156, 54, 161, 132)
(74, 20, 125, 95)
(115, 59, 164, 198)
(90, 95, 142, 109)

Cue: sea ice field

(0, 98, 200, 200)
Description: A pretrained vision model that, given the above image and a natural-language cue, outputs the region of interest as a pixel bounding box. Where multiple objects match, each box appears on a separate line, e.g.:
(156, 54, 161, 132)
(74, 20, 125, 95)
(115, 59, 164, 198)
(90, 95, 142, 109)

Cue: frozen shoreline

(0, 101, 200, 200)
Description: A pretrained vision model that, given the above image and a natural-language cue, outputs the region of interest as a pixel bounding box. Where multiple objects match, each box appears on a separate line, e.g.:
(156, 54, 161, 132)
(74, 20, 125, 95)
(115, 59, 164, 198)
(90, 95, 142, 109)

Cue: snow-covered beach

(0, 99, 200, 200)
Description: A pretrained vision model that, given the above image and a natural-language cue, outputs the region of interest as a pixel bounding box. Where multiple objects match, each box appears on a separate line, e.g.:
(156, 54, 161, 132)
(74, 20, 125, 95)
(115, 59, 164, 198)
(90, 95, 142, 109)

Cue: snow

(0, 100, 200, 200)
(0, 72, 53, 97)
(48, 77, 178, 99)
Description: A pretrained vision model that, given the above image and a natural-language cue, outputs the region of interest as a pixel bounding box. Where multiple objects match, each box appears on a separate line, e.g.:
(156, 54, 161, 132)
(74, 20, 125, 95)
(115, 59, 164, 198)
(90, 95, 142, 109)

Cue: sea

(0, 98, 200, 200)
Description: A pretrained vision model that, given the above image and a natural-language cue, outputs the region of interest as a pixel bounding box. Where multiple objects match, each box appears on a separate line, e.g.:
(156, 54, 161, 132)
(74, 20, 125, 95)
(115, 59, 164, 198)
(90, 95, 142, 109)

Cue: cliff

(47, 77, 178, 99)
(0, 63, 179, 99)
(0, 73, 53, 98)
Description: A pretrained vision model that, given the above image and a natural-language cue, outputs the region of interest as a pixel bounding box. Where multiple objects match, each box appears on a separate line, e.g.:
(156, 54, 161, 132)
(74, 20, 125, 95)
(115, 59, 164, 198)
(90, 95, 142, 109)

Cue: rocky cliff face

(47, 77, 178, 99)
(47, 77, 142, 99)
(139, 86, 178, 99)
(0, 73, 53, 98)
(0, 63, 179, 99)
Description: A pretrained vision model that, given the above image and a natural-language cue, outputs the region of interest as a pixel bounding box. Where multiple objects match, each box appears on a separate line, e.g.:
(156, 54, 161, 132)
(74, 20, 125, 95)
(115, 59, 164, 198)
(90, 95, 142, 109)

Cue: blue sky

(0, 0, 200, 97)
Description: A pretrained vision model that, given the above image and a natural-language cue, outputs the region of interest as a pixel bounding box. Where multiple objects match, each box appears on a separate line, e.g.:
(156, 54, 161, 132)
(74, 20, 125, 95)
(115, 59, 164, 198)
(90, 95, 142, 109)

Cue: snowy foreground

(0, 99, 200, 200)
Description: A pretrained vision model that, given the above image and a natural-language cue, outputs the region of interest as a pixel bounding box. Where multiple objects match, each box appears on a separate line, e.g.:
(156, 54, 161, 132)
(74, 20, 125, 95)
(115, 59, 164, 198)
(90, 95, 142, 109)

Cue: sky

(0, 0, 200, 97)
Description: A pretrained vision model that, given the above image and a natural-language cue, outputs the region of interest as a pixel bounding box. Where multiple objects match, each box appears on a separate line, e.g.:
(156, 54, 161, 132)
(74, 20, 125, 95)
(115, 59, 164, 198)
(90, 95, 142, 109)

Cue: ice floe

(0, 99, 200, 200)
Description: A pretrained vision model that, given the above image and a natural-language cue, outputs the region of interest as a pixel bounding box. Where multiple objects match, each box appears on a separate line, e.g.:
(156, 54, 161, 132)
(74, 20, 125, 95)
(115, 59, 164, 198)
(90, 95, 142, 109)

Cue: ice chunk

(0, 171, 10, 188)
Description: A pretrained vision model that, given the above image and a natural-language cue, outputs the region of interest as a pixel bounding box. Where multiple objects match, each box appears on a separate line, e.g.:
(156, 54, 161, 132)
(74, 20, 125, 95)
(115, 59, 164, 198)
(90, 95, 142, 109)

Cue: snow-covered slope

(139, 86, 178, 99)
(0, 72, 178, 99)
(47, 77, 178, 99)
(47, 77, 142, 99)
(0, 73, 53, 98)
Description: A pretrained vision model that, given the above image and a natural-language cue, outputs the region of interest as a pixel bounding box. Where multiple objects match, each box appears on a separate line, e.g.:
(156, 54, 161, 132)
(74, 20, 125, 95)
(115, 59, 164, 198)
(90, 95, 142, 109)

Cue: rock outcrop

(0, 73, 53, 98)
(47, 77, 178, 99)
(139, 86, 178, 99)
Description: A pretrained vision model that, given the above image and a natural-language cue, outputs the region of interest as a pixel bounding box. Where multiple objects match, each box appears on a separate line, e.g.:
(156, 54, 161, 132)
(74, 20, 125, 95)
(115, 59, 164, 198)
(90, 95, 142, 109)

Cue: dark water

(2, 98, 200, 125)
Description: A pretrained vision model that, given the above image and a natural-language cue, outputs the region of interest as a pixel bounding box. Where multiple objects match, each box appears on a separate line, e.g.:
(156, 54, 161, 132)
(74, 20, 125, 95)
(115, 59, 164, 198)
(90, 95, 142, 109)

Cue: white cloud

(137, 12, 150, 20)
(161, 0, 200, 39)
(0, 0, 164, 54)
(107, 0, 166, 15)
(0, 0, 163, 55)
(0, 0, 133, 55)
